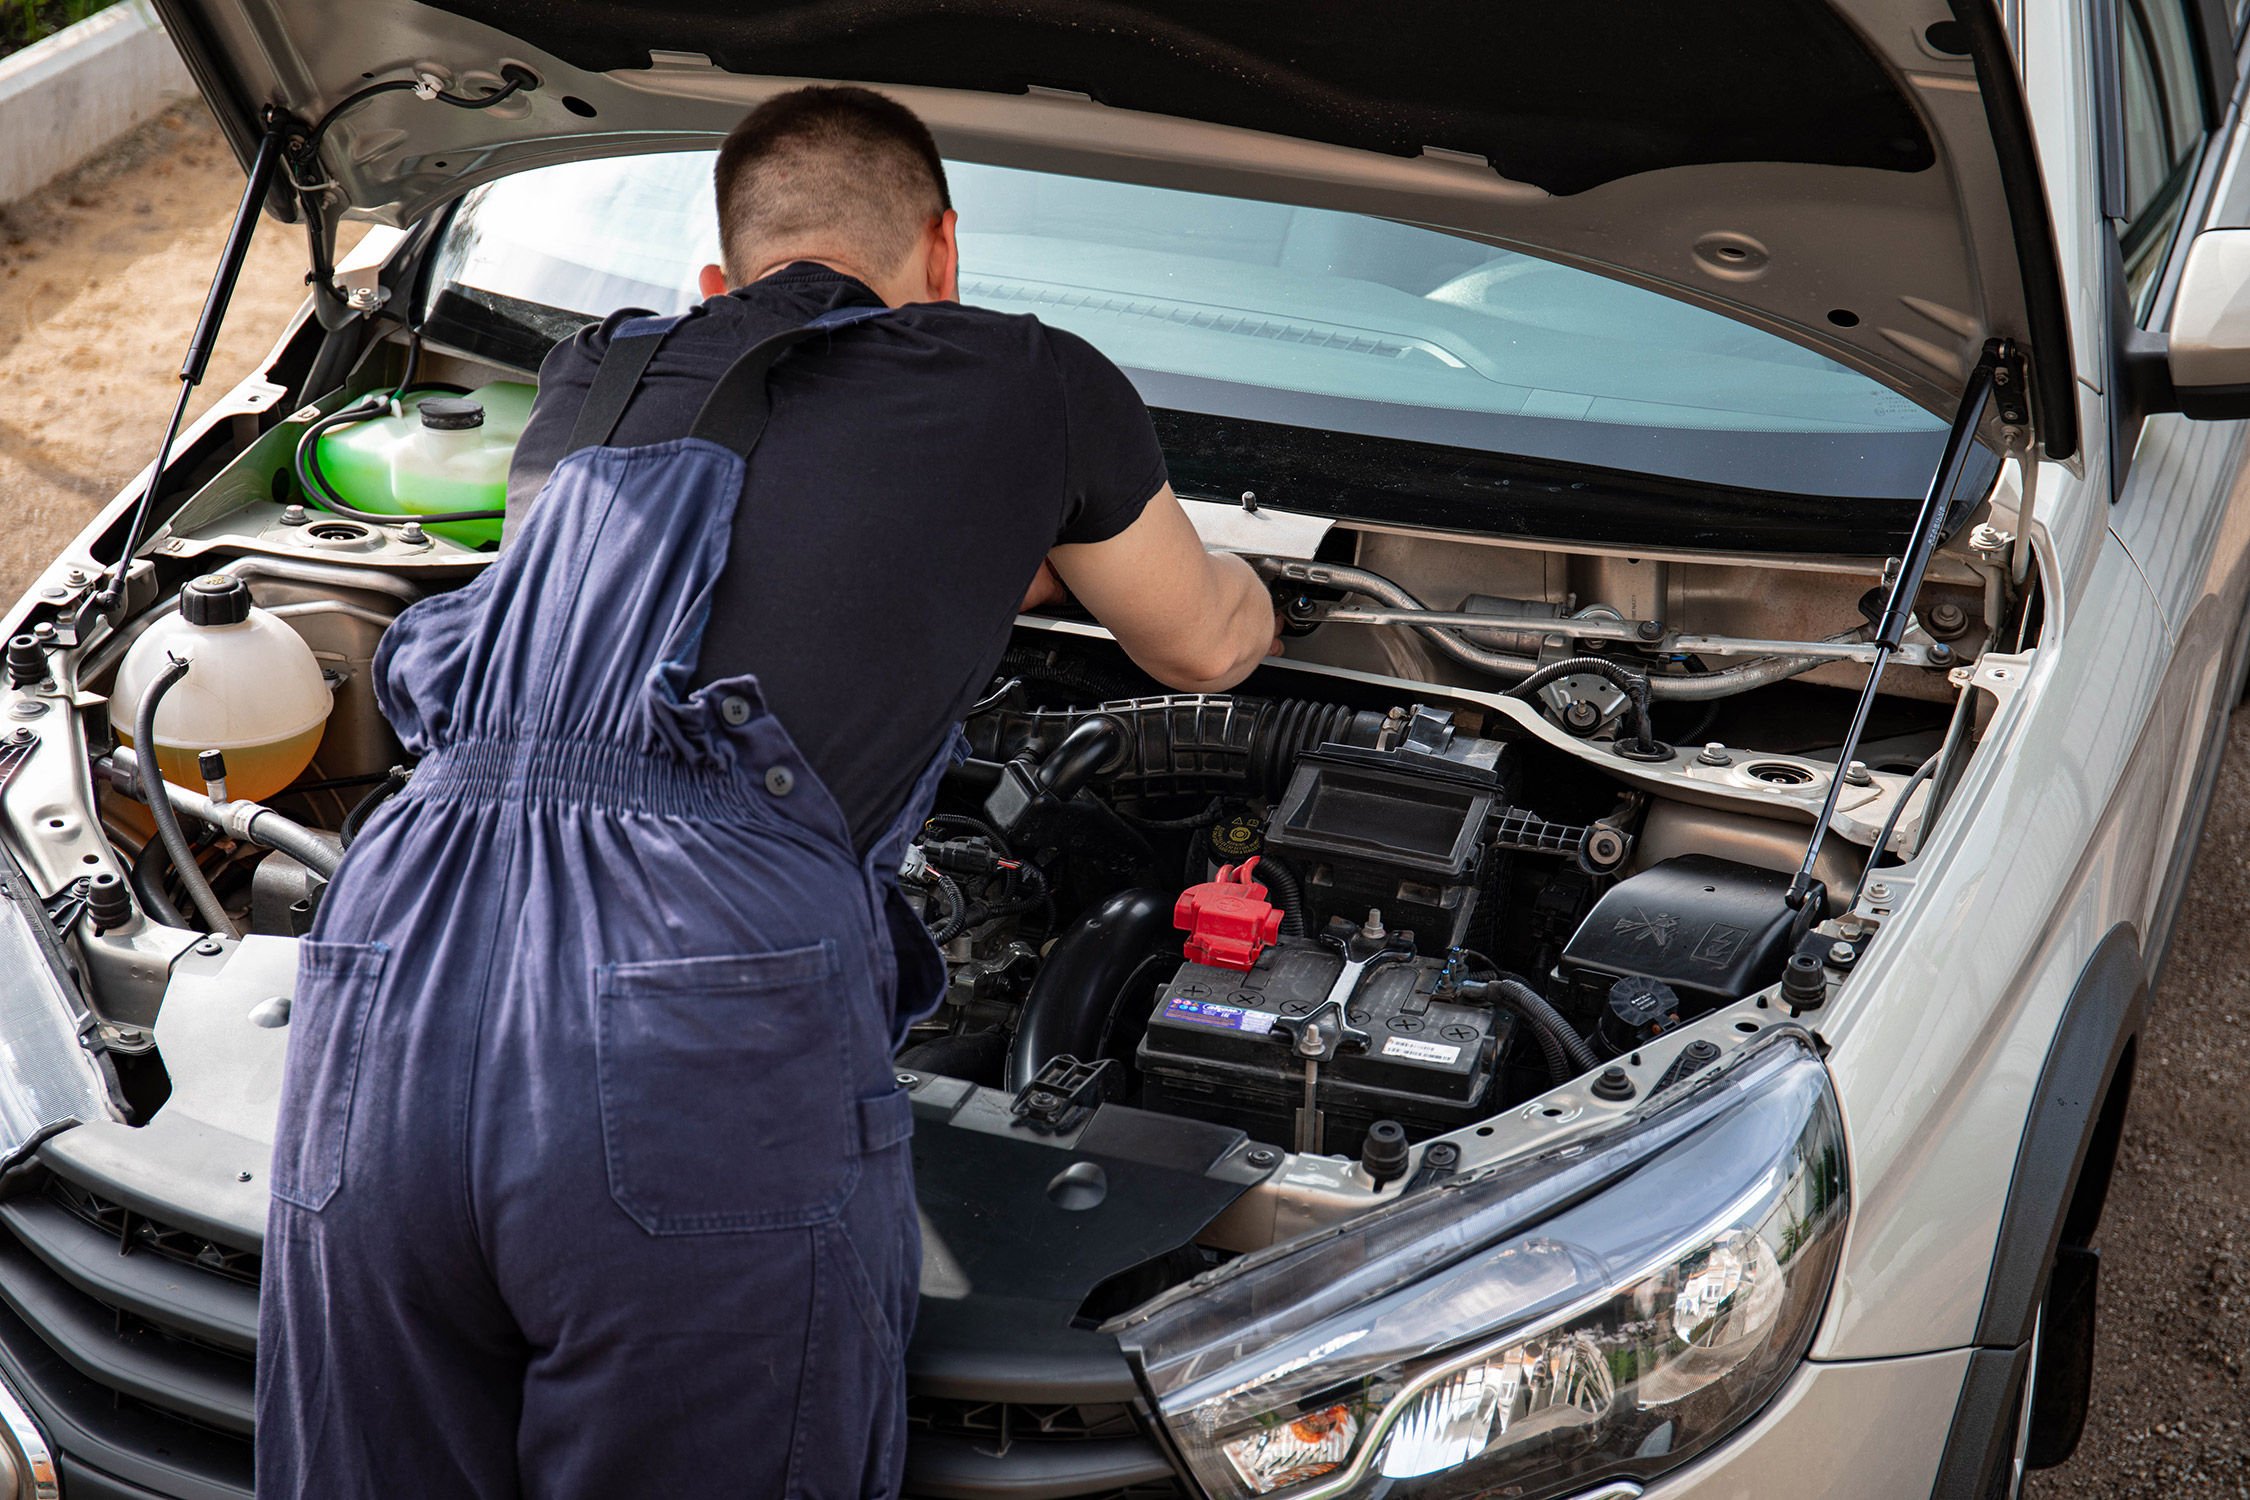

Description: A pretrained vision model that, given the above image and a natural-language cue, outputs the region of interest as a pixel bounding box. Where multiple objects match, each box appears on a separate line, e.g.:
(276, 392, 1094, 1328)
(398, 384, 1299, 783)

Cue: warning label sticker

(1163, 996, 1279, 1034)
(1381, 1035, 1462, 1065)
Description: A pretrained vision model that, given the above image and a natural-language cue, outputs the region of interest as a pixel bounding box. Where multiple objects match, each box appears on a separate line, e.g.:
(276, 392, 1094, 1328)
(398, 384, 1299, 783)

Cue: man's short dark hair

(712, 86, 952, 283)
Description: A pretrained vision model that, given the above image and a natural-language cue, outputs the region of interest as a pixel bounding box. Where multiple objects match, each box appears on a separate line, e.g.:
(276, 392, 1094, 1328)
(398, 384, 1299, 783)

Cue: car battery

(1136, 940, 1510, 1156)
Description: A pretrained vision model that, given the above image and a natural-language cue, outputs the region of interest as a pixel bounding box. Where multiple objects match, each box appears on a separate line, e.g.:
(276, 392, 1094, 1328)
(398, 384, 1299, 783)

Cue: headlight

(1112, 1027, 1846, 1500)
(0, 857, 120, 1164)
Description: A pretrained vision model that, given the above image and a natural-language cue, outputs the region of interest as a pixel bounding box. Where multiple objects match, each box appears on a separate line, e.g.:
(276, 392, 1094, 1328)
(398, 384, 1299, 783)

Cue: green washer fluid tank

(312, 382, 537, 547)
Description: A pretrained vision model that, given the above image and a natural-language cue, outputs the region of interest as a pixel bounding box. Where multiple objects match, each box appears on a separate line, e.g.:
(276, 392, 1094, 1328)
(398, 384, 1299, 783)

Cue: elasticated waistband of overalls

(408, 736, 776, 820)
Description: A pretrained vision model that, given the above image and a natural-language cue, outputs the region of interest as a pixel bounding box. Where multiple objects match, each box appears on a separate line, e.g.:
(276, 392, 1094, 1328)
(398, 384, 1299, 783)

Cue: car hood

(153, 0, 2074, 456)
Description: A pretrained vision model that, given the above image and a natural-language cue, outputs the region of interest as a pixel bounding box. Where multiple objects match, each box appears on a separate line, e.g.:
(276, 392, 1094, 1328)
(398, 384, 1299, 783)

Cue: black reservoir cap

(180, 574, 250, 627)
(418, 397, 485, 431)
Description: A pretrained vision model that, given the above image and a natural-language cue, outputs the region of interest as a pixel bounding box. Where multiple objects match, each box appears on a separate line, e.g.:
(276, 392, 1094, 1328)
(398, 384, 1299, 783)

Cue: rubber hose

(1509, 655, 1659, 752)
(1259, 855, 1307, 939)
(242, 807, 343, 880)
(1007, 888, 1178, 1090)
(970, 695, 1359, 803)
(1492, 976, 1603, 1074)
(134, 657, 237, 936)
(340, 767, 409, 849)
(128, 833, 189, 929)
(296, 403, 508, 525)
(1037, 717, 1127, 800)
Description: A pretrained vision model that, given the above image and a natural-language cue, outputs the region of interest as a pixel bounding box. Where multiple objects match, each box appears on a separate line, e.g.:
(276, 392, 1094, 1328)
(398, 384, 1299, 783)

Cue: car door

(2102, 0, 2250, 959)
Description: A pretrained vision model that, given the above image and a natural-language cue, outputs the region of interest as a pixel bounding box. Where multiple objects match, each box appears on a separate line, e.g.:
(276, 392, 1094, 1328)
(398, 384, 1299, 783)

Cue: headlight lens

(1113, 1027, 1846, 1500)
(0, 862, 120, 1160)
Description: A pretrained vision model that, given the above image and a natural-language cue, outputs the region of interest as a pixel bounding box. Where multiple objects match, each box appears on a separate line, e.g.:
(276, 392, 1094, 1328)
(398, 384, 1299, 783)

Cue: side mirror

(2167, 228, 2250, 419)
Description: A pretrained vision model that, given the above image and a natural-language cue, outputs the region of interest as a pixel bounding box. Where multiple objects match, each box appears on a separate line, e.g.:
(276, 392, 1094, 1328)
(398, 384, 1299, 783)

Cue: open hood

(153, 0, 2075, 457)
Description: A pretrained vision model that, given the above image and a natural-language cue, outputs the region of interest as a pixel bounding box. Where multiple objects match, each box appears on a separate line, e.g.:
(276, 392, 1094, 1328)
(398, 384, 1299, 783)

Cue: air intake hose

(967, 694, 1376, 803)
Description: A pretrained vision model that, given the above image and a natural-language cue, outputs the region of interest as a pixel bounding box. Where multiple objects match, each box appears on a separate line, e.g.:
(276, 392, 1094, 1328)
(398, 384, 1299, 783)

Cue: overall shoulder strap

(566, 313, 682, 453)
(687, 304, 895, 458)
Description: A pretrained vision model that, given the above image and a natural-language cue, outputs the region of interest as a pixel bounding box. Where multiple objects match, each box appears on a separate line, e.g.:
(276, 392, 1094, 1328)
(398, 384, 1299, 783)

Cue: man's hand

(1046, 486, 1283, 693)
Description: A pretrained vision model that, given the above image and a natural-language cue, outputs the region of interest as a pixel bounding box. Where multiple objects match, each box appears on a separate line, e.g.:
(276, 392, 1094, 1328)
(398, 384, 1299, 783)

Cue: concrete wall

(0, 1, 193, 207)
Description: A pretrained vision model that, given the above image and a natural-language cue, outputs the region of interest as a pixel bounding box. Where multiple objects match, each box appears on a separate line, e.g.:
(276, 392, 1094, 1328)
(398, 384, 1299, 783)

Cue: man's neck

(743, 256, 879, 290)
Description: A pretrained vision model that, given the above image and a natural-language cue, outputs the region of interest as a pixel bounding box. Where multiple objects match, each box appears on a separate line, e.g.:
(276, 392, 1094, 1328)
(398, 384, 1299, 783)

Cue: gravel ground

(6, 100, 2249, 1497)
(0, 102, 359, 605)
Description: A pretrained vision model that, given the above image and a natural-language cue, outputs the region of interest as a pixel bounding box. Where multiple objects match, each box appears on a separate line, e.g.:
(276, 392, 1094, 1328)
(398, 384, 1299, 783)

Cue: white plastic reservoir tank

(110, 575, 333, 801)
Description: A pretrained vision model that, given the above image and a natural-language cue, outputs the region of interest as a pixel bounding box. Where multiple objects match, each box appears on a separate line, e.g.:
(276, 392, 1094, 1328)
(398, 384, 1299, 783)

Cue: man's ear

(697, 263, 729, 299)
(926, 209, 960, 303)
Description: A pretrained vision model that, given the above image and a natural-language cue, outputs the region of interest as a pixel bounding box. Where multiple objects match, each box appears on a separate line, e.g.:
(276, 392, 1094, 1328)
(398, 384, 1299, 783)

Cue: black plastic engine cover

(1136, 942, 1509, 1154)
(1555, 853, 1814, 1021)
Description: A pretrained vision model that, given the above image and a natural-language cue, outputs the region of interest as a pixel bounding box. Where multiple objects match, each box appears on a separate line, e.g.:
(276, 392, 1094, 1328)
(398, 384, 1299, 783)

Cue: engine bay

(0, 328, 2041, 1276)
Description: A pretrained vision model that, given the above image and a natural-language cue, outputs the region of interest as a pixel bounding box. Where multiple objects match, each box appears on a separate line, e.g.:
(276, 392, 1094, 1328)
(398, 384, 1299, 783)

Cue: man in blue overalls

(257, 86, 1280, 1497)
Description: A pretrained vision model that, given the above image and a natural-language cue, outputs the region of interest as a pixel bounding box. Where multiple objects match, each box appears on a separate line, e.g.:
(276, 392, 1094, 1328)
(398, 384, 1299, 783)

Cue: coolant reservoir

(111, 576, 333, 801)
(312, 383, 535, 547)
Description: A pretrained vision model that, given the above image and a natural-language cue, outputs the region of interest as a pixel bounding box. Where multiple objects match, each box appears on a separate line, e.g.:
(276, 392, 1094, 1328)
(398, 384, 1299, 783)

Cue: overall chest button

(718, 695, 752, 726)
(764, 766, 796, 797)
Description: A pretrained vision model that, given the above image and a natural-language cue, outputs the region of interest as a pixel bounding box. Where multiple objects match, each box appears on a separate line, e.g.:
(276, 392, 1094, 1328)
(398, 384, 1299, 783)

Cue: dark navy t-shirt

(510, 263, 1168, 850)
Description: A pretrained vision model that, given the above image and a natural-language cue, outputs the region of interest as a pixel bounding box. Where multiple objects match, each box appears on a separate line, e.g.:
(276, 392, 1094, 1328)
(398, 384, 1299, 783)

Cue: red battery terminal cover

(1176, 856, 1284, 971)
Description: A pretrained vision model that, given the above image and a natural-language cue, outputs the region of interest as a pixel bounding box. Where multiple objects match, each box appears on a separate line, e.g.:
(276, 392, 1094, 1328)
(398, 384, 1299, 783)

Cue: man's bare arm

(1045, 485, 1278, 692)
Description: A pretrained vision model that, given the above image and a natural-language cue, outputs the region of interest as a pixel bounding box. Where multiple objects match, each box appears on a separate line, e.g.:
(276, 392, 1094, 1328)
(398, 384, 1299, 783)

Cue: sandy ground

(6, 102, 2250, 1496)
(0, 102, 361, 601)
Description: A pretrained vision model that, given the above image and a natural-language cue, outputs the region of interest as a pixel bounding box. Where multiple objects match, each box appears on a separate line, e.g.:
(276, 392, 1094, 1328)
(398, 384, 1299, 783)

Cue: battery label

(1381, 1035, 1462, 1065)
(1163, 996, 1279, 1034)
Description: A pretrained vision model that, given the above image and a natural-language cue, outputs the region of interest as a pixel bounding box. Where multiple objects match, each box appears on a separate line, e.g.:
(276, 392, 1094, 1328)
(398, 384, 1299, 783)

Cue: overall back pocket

(270, 940, 389, 1212)
(595, 941, 856, 1235)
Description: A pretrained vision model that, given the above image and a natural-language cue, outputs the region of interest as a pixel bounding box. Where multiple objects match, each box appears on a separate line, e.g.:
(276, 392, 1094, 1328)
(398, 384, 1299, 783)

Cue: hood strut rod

(1786, 338, 2017, 912)
(94, 115, 286, 618)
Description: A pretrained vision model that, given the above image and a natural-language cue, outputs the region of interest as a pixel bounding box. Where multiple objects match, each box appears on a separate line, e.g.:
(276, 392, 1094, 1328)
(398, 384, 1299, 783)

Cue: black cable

(1451, 952, 1602, 1076)
(134, 656, 236, 936)
(340, 766, 411, 849)
(1259, 854, 1307, 939)
(1508, 656, 1662, 756)
(293, 67, 537, 190)
(923, 870, 968, 944)
(1851, 753, 1940, 908)
(1117, 795, 1227, 831)
(922, 813, 1012, 859)
(295, 400, 508, 525)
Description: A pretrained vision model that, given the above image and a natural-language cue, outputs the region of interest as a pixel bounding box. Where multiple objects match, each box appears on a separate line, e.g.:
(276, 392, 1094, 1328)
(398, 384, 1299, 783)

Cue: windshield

(422, 150, 1949, 507)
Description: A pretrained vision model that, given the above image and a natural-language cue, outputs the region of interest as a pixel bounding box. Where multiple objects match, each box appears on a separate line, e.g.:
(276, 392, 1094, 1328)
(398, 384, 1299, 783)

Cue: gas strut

(94, 115, 286, 618)
(1785, 338, 2022, 911)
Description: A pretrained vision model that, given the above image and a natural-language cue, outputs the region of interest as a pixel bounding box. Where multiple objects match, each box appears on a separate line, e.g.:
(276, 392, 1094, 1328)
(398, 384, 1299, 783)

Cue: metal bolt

(399, 520, 428, 545)
(1844, 760, 1872, 787)
(237, 1171, 252, 1183)
(1562, 699, 1601, 731)
(1423, 1142, 1460, 1169)
(63, 568, 85, 586)
(1697, 741, 1732, 767)
(1866, 881, 1892, 903)
(1828, 941, 1858, 967)
(1245, 1147, 1279, 1168)
(344, 285, 383, 312)
(280, 503, 309, 525)
(1927, 600, 1969, 637)
(1927, 641, 1955, 668)
(114, 1027, 144, 1045)
(1968, 524, 2013, 560)
(1239, 489, 1259, 512)
(1027, 1090, 1057, 1110)
(8, 728, 30, 745)
(29, 623, 54, 645)
(1637, 619, 1664, 641)
(895, 1072, 918, 1087)
(195, 936, 225, 956)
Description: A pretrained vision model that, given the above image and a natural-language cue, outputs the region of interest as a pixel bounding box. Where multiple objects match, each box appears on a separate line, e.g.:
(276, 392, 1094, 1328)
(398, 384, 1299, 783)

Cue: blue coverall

(257, 309, 947, 1497)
